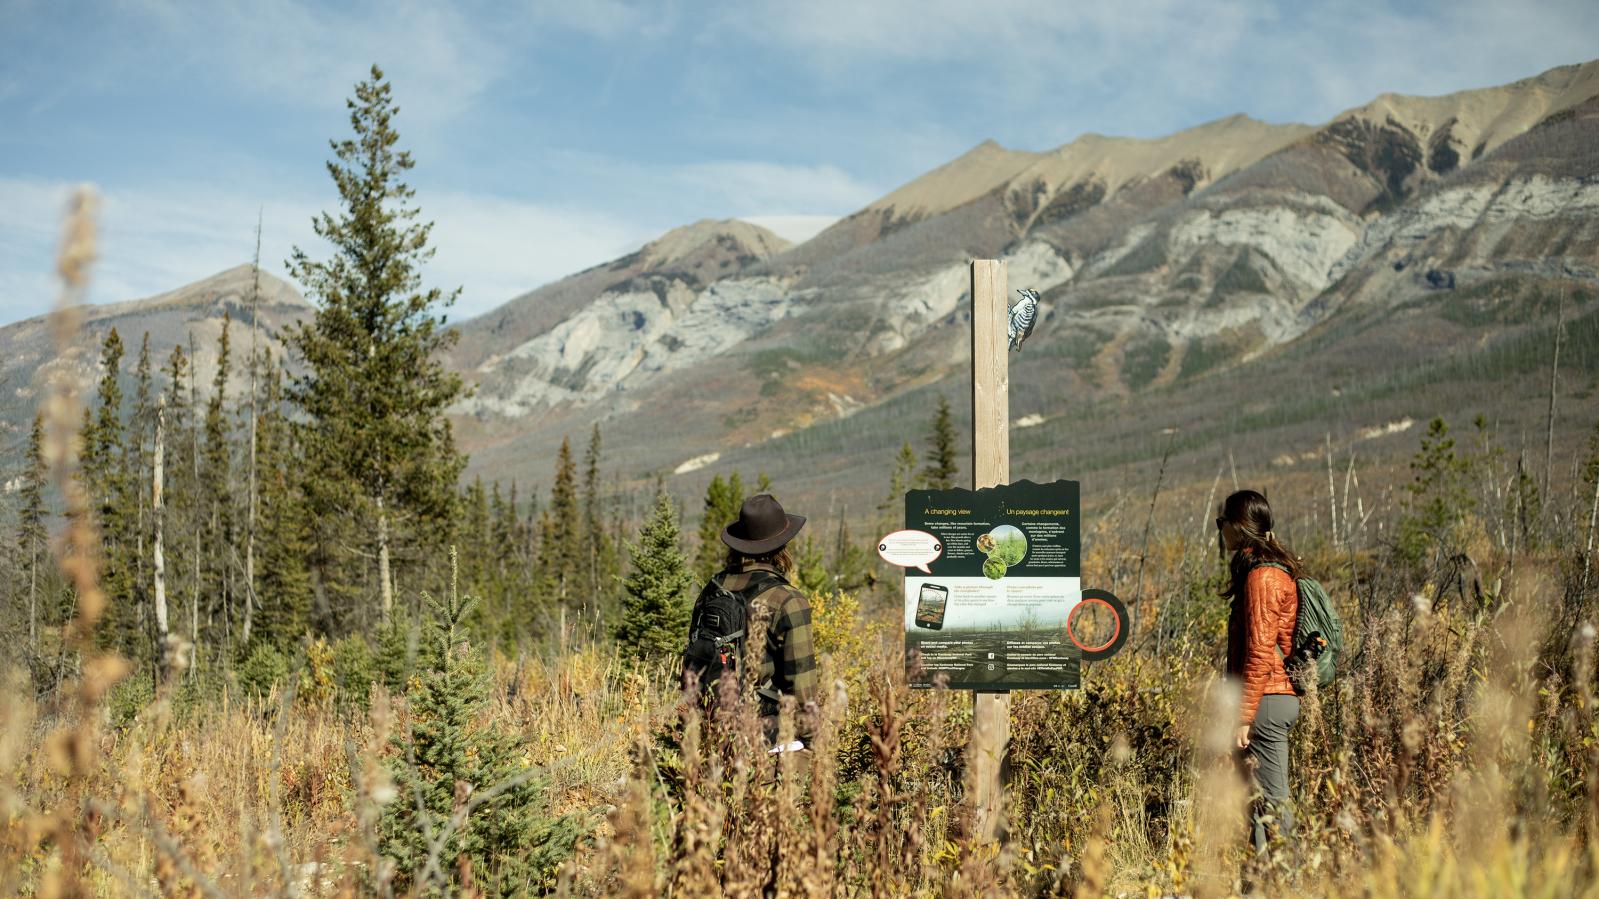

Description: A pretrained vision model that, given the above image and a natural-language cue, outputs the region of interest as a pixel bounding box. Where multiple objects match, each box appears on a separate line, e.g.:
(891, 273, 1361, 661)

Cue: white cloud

(425, 191, 655, 317)
(713, 0, 1597, 136)
(549, 150, 884, 220)
(0, 177, 653, 325)
(669, 160, 880, 215)
(116, 0, 511, 129)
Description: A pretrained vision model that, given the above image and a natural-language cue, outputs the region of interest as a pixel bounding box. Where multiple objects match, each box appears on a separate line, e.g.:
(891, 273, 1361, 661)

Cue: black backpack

(682, 570, 787, 699)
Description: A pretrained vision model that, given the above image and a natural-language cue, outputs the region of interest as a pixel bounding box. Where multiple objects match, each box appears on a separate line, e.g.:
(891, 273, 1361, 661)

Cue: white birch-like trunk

(377, 492, 393, 625)
(1545, 287, 1565, 502)
(1584, 472, 1598, 587)
(153, 398, 169, 660)
(1326, 432, 1338, 546)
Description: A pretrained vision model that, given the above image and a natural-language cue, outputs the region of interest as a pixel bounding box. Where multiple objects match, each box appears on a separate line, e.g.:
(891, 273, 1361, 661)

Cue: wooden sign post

(968, 259, 1010, 842)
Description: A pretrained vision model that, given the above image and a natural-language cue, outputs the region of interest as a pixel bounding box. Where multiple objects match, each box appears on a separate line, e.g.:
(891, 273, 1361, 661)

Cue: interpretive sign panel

(899, 478, 1107, 690)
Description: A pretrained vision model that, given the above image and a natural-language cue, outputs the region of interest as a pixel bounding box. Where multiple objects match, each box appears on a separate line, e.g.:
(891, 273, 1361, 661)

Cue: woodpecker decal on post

(1008, 287, 1039, 352)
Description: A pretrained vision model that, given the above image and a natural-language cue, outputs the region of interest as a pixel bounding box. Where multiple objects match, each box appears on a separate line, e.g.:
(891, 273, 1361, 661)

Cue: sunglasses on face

(1215, 517, 1227, 531)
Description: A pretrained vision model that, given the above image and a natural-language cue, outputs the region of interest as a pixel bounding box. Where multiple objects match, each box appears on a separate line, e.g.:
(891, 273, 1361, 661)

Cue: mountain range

(5, 59, 1598, 528)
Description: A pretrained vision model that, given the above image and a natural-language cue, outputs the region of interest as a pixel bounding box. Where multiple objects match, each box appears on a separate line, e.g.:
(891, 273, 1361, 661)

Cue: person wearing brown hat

(683, 492, 818, 747)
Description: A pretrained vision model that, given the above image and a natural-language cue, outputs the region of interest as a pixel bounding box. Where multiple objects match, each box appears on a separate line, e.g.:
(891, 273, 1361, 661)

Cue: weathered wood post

(969, 258, 1010, 842)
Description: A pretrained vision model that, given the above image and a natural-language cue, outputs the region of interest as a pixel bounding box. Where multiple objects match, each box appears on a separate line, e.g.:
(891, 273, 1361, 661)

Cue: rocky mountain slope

(0, 265, 307, 445)
(6, 60, 1597, 523)
(455, 59, 1599, 513)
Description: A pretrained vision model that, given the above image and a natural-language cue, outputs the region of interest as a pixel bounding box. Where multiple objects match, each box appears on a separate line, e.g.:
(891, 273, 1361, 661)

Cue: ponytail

(1216, 490, 1301, 599)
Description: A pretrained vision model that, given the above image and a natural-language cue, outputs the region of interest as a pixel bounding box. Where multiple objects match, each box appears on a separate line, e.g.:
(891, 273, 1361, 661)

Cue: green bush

(237, 643, 292, 701)
(379, 569, 589, 896)
(332, 635, 376, 712)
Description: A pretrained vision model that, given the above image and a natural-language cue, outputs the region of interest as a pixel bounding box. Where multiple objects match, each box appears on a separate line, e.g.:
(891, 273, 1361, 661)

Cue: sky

(1, 0, 1595, 326)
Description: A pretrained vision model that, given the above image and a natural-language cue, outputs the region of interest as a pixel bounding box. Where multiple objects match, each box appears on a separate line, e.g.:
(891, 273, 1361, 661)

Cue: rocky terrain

(5, 60, 1598, 523)
(0, 264, 307, 442)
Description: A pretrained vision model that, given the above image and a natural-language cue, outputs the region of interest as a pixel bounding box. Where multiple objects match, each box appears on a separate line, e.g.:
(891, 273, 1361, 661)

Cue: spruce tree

(287, 63, 465, 627)
(481, 479, 516, 635)
(123, 333, 155, 660)
(693, 472, 744, 581)
(581, 424, 619, 623)
(539, 437, 581, 626)
(880, 440, 918, 537)
(831, 509, 871, 591)
(920, 393, 958, 490)
(462, 476, 490, 590)
(80, 328, 126, 513)
(252, 354, 311, 650)
(489, 480, 511, 584)
(203, 313, 235, 655)
(615, 491, 692, 661)
(792, 536, 831, 595)
(19, 414, 49, 647)
(1398, 417, 1475, 565)
(161, 343, 200, 654)
(81, 328, 136, 653)
(380, 553, 585, 895)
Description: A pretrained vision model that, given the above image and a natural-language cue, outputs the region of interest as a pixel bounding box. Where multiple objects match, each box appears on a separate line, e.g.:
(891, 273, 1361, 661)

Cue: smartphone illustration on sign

(914, 583, 949, 630)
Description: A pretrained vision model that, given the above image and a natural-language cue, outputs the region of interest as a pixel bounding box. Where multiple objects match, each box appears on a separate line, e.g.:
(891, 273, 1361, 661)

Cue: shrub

(236, 642, 292, 701)
(379, 560, 589, 896)
(332, 635, 376, 712)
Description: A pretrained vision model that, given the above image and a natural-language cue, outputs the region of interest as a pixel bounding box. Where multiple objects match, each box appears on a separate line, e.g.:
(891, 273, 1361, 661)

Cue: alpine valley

(5, 60, 1599, 526)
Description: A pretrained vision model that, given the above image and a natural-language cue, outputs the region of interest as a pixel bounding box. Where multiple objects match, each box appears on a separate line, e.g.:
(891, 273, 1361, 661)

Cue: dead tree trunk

(377, 490, 393, 625)
(1544, 286, 1565, 504)
(153, 396, 169, 671)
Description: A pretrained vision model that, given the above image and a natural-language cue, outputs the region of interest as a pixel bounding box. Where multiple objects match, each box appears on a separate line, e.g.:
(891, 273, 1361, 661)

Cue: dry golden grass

(5, 523, 1599, 897)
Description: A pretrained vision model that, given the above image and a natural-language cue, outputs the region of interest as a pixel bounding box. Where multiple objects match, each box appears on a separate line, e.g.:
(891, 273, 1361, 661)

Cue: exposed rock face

(1169, 198, 1361, 296)
(457, 274, 798, 417)
(442, 60, 1599, 495)
(1332, 175, 1599, 287)
(8, 62, 1596, 507)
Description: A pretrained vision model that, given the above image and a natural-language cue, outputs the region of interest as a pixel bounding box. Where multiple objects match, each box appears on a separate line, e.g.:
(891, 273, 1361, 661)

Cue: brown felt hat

(721, 493, 806, 555)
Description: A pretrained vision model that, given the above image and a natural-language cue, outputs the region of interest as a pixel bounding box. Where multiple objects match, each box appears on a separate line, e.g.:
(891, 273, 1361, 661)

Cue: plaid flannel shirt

(715, 560, 818, 734)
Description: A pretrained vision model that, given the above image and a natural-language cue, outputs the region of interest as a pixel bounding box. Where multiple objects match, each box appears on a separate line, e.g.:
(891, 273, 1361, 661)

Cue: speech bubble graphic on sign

(878, 529, 943, 574)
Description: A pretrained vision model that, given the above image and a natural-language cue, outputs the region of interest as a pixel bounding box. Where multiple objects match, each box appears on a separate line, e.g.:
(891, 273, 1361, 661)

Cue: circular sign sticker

(1066, 589, 1129, 661)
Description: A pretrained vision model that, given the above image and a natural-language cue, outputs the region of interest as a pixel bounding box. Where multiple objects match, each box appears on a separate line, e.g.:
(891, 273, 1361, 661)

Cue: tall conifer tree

(19, 414, 49, 647)
(616, 491, 692, 661)
(203, 314, 235, 654)
(581, 424, 618, 620)
(921, 393, 958, 490)
(287, 64, 465, 627)
(82, 328, 136, 652)
(161, 343, 199, 657)
(539, 437, 581, 629)
(253, 353, 312, 650)
(694, 472, 744, 581)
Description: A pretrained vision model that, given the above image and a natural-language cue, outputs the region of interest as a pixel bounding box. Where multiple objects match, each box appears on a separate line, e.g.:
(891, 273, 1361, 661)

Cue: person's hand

(1235, 724, 1252, 749)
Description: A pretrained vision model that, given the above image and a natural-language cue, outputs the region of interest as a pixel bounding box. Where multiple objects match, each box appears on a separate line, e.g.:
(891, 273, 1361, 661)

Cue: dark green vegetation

(379, 561, 588, 897)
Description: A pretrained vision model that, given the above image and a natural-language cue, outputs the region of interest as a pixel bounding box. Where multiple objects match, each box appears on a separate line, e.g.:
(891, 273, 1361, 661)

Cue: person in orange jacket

(1217, 488, 1302, 854)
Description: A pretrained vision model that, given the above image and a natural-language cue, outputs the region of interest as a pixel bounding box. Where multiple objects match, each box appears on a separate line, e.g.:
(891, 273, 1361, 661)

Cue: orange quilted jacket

(1225, 557, 1299, 725)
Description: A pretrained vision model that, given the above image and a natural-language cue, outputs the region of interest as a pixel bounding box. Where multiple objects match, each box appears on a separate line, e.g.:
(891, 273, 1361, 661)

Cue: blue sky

(1, 0, 1594, 325)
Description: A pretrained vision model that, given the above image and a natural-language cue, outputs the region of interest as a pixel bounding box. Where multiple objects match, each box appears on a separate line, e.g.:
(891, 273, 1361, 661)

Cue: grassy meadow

(6, 452, 1599, 897)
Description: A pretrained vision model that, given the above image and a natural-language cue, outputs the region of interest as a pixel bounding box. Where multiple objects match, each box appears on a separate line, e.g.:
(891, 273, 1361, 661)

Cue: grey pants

(1241, 694, 1299, 853)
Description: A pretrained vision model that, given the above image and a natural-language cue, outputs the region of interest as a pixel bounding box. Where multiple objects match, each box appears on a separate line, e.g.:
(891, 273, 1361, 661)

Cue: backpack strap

(733, 569, 791, 704)
(1246, 559, 1301, 669)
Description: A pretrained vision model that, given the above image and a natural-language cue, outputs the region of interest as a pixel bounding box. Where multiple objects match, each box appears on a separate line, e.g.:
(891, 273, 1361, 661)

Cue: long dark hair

(1216, 489, 1300, 599)
(724, 544, 795, 578)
